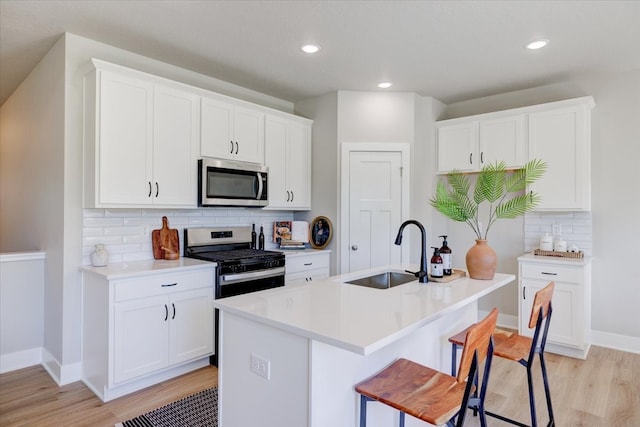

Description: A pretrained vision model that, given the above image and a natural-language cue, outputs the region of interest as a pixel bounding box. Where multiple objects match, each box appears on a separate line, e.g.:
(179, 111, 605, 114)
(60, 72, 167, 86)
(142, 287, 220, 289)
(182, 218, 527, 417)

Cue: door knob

(351, 245, 358, 251)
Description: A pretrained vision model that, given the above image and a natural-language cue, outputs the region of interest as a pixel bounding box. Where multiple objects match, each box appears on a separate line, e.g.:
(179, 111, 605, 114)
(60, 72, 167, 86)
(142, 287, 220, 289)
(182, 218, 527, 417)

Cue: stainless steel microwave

(198, 158, 268, 207)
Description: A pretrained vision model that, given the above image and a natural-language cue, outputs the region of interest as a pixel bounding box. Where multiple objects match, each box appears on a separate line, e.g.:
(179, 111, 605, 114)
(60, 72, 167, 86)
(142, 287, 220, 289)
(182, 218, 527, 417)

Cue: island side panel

(218, 311, 310, 427)
(309, 301, 478, 427)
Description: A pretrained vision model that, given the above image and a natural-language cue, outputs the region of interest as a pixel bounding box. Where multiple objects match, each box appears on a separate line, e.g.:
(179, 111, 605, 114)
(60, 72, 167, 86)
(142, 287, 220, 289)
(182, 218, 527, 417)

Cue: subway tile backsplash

(82, 208, 293, 265)
(524, 211, 592, 256)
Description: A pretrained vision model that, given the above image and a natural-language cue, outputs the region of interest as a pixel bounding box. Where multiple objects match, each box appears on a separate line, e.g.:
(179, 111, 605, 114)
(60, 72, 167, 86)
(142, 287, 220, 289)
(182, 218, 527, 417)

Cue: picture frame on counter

(309, 216, 333, 249)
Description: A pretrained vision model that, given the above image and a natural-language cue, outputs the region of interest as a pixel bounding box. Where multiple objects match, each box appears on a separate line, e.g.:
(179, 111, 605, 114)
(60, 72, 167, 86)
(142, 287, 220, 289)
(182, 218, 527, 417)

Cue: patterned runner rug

(117, 387, 218, 427)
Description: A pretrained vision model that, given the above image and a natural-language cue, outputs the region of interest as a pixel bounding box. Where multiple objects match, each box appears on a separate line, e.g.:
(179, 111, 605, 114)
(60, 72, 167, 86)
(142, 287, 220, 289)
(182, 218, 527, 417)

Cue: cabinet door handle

(164, 304, 168, 321)
(286, 190, 290, 202)
(148, 181, 152, 197)
(523, 286, 526, 300)
(161, 283, 178, 287)
(172, 303, 176, 319)
(304, 262, 313, 266)
(155, 182, 159, 198)
(235, 141, 239, 154)
(469, 153, 473, 165)
(541, 272, 558, 275)
(291, 191, 294, 202)
(480, 152, 484, 164)
(229, 140, 234, 154)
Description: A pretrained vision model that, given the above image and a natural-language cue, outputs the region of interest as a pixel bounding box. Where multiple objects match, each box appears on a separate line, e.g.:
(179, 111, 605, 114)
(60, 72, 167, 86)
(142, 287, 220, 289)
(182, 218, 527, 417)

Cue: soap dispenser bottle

(430, 247, 443, 278)
(439, 235, 452, 276)
(258, 225, 265, 250)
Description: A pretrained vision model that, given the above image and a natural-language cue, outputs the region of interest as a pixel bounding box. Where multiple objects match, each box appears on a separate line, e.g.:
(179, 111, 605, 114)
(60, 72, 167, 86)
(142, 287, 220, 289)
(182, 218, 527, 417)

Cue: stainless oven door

(217, 266, 285, 298)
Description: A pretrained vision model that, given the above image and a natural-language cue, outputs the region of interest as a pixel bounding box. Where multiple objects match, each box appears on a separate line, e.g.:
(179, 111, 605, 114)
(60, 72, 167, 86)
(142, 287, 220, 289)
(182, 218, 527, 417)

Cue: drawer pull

(172, 303, 176, 319)
(164, 304, 168, 321)
(161, 283, 178, 287)
(304, 262, 313, 266)
(541, 272, 558, 276)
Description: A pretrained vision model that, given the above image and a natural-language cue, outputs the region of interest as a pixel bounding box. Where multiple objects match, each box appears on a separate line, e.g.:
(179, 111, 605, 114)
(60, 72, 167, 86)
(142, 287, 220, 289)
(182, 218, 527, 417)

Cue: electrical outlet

(250, 353, 271, 380)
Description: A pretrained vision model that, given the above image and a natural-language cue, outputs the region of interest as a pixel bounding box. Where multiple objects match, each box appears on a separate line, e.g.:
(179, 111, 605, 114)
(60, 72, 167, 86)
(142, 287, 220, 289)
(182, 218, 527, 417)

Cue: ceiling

(2, 1, 640, 107)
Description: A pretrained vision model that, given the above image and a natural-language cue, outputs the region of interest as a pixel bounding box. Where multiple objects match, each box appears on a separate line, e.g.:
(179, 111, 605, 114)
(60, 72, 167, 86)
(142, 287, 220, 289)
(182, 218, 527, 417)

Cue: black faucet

(394, 219, 429, 283)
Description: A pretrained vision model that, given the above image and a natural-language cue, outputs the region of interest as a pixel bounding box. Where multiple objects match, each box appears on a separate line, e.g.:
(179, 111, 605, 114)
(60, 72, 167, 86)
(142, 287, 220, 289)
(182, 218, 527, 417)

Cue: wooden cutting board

(428, 269, 466, 283)
(152, 216, 180, 260)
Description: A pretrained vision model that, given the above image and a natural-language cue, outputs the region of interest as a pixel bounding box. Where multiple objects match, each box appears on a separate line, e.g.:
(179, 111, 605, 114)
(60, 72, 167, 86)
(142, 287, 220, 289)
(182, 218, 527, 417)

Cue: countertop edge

(79, 258, 216, 279)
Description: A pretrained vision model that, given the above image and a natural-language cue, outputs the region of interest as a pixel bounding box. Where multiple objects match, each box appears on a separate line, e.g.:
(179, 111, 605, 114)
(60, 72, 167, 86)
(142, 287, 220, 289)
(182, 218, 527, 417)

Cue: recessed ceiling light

(525, 39, 550, 50)
(378, 82, 393, 89)
(300, 43, 321, 54)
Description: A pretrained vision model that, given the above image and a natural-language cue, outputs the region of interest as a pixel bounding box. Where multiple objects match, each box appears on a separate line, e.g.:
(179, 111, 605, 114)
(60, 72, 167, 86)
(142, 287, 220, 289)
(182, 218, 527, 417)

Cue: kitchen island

(214, 265, 515, 427)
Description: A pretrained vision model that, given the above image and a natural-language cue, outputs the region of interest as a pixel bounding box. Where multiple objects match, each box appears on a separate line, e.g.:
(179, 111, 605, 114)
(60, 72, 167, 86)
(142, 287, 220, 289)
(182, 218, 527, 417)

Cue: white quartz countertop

(79, 257, 216, 279)
(214, 264, 515, 355)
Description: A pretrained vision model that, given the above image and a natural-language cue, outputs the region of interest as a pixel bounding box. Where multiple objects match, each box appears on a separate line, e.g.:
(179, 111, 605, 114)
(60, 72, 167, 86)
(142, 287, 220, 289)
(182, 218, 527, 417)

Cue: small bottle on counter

(430, 246, 443, 278)
(438, 235, 452, 276)
(251, 224, 257, 249)
(258, 225, 265, 250)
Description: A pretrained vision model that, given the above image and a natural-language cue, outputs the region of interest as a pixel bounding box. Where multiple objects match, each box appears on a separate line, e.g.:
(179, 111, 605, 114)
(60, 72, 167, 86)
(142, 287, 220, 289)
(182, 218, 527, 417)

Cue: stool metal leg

(359, 394, 368, 427)
(451, 342, 459, 376)
(539, 353, 555, 426)
(399, 411, 405, 427)
(526, 365, 537, 427)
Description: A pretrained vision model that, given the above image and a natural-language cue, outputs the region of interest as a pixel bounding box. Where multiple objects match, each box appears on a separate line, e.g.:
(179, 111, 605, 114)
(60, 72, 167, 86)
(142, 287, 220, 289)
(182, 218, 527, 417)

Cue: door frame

(340, 142, 411, 274)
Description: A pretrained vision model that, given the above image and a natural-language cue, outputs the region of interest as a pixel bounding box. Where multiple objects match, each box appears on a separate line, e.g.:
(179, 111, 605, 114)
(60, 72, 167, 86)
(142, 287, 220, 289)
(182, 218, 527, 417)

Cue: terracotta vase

(465, 239, 497, 280)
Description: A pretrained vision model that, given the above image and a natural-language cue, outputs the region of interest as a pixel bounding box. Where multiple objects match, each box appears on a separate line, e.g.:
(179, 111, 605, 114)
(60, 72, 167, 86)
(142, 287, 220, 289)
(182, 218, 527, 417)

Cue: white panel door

(169, 288, 214, 365)
(437, 121, 478, 173)
(349, 151, 402, 272)
(479, 114, 525, 168)
(200, 96, 234, 159)
(287, 121, 311, 209)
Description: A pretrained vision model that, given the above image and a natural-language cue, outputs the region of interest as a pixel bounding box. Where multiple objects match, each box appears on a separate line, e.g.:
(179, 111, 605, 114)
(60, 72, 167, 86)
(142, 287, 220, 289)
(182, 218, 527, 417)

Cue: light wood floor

(1, 346, 638, 426)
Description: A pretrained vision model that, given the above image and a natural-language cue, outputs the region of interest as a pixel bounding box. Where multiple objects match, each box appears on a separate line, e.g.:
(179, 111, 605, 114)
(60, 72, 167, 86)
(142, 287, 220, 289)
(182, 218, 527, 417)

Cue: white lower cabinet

(82, 264, 214, 402)
(517, 253, 592, 359)
(284, 250, 330, 285)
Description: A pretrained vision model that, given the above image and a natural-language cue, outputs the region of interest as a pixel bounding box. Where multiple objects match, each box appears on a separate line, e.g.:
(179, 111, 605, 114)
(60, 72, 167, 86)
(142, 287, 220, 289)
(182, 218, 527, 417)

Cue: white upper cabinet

(479, 114, 525, 168)
(437, 113, 525, 173)
(265, 114, 312, 210)
(528, 98, 594, 211)
(436, 96, 594, 211)
(201, 96, 264, 164)
(437, 121, 479, 173)
(84, 60, 198, 208)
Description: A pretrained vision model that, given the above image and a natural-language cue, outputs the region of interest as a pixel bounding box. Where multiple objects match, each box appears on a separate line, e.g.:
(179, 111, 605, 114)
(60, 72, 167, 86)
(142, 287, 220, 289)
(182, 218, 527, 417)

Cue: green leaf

(475, 161, 506, 203)
(495, 192, 541, 218)
(505, 158, 547, 192)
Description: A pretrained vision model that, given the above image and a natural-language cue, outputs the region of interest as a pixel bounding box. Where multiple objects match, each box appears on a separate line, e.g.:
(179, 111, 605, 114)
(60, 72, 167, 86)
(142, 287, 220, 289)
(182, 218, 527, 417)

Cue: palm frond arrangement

(429, 159, 547, 240)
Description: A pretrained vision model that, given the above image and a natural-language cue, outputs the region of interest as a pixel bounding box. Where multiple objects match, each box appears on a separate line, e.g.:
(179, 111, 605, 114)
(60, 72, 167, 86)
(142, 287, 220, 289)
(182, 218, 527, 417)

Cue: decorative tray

(533, 249, 584, 259)
(428, 269, 466, 283)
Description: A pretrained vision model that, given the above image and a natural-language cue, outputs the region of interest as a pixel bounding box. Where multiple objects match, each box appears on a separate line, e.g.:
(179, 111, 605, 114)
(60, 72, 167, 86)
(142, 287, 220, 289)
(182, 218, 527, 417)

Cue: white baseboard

(479, 310, 518, 330)
(41, 348, 82, 385)
(591, 329, 640, 355)
(0, 347, 42, 374)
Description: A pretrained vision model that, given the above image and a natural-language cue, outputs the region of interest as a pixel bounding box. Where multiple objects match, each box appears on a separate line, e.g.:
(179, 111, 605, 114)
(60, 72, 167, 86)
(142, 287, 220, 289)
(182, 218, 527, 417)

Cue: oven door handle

(220, 267, 285, 285)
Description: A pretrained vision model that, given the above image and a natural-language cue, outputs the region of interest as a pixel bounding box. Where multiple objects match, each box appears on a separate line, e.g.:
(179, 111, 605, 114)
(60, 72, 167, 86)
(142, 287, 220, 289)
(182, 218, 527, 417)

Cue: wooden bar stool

(354, 308, 498, 427)
(448, 281, 555, 427)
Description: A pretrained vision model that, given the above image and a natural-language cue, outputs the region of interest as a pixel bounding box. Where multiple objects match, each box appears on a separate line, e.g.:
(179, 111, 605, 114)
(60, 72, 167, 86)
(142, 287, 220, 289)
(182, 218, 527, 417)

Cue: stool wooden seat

(448, 281, 556, 427)
(355, 308, 498, 427)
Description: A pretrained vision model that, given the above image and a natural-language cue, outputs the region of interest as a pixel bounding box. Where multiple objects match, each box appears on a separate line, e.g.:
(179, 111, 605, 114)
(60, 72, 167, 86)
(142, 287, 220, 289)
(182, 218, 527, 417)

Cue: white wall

(0, 36, 68, 380)
(443, 70, 640, 343)
(0, 253, 45, 373)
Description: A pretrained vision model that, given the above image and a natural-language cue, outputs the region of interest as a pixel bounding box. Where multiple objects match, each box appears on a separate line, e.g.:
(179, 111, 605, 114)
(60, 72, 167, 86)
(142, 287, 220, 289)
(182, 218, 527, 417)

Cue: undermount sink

(345, 271, 416, 289)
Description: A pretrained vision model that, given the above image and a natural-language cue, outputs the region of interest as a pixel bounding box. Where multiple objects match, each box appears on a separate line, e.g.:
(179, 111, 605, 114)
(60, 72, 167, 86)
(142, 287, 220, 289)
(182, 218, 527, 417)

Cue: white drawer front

(520, 263, 582, 283)
(114, 269, 214, 302)
(286, 253, 330, 274)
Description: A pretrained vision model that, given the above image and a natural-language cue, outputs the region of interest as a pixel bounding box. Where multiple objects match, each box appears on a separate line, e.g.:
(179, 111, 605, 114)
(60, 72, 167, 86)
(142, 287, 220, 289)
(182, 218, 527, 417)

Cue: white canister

(554, 238, 567, 252)
(539, 233, 553, 251)
(91, 244, 109, 267)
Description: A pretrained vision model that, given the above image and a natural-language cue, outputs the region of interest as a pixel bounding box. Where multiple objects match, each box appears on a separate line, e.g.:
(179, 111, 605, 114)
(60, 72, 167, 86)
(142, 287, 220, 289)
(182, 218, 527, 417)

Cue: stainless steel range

(184, 226, 285, 365)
